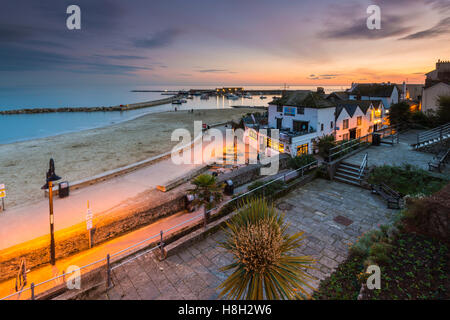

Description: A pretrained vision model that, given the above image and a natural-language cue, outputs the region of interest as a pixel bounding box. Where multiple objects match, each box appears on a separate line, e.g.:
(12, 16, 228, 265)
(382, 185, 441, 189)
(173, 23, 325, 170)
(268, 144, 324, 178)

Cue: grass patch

(368, 164, 446, 196)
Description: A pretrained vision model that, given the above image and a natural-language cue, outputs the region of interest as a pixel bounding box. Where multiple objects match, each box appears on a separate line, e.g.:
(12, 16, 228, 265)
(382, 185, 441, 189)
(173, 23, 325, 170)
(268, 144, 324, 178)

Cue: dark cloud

(0, 24, 34, 43)
(308, 73, 340, 80)
(321, 15, 413, 40)
(134, 29, 182, 48)
(93, 54, 148, 60)
(198, 69, 236, 74)
(0, 45, 150, 74)
(400, 17, 450, 40)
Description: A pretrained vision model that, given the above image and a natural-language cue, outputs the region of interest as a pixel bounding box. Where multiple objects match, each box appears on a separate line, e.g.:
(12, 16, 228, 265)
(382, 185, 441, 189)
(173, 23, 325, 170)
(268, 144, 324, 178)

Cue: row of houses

(245, 87, 387, 157)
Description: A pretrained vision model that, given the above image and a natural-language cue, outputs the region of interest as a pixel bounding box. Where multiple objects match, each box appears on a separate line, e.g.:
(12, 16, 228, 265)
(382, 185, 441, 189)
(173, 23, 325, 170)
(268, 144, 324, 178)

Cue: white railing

(358, 153, 368, 180)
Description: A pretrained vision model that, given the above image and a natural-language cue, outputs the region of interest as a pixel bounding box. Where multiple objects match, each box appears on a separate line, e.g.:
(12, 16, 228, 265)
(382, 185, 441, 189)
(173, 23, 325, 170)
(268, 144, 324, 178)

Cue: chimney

(402, 81, 406, 100)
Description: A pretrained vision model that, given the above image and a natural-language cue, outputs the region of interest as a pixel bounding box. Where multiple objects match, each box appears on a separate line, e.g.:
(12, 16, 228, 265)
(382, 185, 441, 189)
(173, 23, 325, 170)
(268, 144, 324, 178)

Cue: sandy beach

(0, 108, 260, 208)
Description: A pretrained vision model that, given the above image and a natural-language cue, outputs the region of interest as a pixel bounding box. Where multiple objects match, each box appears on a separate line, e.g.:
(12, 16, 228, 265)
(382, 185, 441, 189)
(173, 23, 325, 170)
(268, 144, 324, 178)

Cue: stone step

(336, 167, 362, 178)
(335, 171, 362, 182)
(334, 175, 362, 187)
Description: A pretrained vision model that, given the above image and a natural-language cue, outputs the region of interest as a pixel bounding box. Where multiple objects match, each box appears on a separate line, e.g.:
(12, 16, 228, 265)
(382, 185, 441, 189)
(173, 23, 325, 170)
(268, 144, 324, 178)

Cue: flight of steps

(334, 161, 368, 187)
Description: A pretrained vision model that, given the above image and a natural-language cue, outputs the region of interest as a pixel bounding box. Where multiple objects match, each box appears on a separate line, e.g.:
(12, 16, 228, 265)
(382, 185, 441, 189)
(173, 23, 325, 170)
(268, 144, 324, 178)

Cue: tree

(317, 134, 335, 160)
(218, 197, 315, 300)
(188, 174, 224, 225)
(437, 95, 450, 124)
(388, 102, 411, 126)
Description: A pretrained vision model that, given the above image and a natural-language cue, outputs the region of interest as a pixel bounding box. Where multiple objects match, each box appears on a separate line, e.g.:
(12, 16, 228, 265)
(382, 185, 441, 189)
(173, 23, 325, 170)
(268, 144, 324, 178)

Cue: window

(330, 121, 333, 129)
(293, 120, 308, 132)
(356, 128, 361, 138)
(357, 116, 362, 126)
(276, 106, 282, 113)
(343, 133, 349, 141)
(296, 107, 304, 114)
(343, 119, 349, 129)
(369, 112, 373, 122)
(321, 123, 324, 131)
(296, 143, 308, 156)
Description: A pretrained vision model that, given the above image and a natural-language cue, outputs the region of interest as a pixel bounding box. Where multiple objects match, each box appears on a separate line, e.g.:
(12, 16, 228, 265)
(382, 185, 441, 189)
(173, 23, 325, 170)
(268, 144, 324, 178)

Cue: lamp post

(41, 159, 61, 266)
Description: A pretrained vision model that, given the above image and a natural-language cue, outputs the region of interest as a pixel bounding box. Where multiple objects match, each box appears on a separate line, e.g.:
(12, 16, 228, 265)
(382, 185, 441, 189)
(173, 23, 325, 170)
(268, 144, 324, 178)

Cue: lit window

(343, 119, 349, 129)
(296, 144, 308, 156)
(357, 116, 362, 126)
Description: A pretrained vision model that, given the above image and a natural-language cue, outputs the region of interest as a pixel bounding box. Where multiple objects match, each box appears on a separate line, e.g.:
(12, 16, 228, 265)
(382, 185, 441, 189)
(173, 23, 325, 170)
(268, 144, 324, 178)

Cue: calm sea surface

(0, 85, 343, 145)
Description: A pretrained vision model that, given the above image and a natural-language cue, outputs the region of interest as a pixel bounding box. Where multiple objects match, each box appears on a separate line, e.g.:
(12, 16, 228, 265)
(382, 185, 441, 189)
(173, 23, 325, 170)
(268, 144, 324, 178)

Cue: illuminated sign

(284, 106, 296, 116)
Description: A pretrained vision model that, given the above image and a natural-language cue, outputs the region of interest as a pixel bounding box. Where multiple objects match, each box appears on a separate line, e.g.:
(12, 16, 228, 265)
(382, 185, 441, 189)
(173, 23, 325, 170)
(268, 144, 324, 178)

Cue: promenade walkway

(0, 125, 249, 250)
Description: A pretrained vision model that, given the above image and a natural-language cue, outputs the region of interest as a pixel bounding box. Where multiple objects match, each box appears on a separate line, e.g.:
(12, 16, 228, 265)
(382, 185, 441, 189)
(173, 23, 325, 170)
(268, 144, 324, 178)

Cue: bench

(371, 182, 404, 209)
(428, 149, 450, 173)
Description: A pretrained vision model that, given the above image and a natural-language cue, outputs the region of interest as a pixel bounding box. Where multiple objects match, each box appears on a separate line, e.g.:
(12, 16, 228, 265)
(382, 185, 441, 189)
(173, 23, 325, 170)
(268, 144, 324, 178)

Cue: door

(349, 128, 356, 140)
(276, 118, 282, 130)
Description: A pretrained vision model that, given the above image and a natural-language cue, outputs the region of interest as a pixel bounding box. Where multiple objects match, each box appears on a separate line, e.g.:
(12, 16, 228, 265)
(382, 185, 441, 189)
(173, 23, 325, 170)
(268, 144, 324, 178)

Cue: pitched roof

(326, 91, 349, 101)
(335, 100, 374, 119)
(270, 90, 335, 108)
(350, 83, 397, 97)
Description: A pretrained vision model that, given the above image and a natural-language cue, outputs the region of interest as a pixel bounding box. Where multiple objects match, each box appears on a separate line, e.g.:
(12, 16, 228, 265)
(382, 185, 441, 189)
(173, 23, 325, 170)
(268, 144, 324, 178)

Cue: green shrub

(289, 154, 316, 169)
(317, 135, 336, 159)
(368, 242, 394, 265)
(368, 164, 446, 196)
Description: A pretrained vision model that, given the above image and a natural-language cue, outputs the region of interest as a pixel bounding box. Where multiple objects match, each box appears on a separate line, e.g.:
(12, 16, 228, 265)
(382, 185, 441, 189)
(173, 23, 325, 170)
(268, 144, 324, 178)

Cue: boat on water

(187, 95, 194, 99)
(260, 96, 267, 99)
(172, 99, 183, 104)
(226, 94, 239, 100)
(244, 93, 252, 99)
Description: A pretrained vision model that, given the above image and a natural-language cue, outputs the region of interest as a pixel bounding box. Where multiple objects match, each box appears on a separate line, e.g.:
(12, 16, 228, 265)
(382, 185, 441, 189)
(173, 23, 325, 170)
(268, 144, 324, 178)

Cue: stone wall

(0, 185, 189, 283)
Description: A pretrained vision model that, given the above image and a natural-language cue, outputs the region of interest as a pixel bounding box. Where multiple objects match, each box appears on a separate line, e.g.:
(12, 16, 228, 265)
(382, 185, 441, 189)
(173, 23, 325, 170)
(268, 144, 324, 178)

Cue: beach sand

(0, 108, 260, 208)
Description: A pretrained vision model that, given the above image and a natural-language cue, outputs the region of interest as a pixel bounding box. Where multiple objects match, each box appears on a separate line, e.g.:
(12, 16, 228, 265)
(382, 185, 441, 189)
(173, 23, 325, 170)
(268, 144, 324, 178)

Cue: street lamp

(41, 158, 61, 266)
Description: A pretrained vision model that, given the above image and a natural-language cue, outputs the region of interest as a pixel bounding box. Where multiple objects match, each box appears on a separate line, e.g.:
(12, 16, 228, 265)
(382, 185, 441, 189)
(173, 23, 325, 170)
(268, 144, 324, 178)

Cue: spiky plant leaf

(218, 197, 315, 300)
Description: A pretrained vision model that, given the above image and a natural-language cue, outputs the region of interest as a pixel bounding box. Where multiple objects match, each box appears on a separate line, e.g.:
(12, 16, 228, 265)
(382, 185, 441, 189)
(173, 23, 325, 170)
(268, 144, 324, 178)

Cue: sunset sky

(1, 0, 450, 90)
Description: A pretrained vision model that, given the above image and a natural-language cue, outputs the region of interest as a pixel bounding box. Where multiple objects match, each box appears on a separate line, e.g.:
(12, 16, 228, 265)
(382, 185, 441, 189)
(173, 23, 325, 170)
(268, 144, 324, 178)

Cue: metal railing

(327, 125, 400, 162)
(328, 134, 372, 162)
(0, 160, 318, 301)
(358, 153, 368, 180)
(415, 122, 450, 146)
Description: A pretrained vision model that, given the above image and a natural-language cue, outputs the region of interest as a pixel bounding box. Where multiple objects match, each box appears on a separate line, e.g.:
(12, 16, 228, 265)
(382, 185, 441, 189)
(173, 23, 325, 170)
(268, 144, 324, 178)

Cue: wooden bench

(371, 182, 404, 209)
(428, 149, 450, 173)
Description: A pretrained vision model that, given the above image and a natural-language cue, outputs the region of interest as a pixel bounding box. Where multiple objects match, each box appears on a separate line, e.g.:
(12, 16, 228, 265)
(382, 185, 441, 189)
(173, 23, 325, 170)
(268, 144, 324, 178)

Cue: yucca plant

(218, 197, 315, 300)
(189, 174, 224, 224)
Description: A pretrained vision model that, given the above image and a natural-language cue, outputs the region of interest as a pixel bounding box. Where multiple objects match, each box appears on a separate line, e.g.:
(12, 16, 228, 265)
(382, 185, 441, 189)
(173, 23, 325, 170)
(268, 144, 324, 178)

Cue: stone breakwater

(0, 95, 179, 115)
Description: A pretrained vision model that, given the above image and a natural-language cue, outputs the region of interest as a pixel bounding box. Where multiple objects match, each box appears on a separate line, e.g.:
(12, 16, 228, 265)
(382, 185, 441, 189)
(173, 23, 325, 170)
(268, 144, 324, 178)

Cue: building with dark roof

(348, 83, 399, 109)
(244, 91, 386, 157)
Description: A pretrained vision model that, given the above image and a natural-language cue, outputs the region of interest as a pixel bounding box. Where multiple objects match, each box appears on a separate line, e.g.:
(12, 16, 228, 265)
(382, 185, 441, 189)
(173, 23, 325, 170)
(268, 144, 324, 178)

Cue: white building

(348, 83, 399, 109)
(245, 91, 385, 158)
(334, 100, 384, 141)
(421, 60, 450, 113)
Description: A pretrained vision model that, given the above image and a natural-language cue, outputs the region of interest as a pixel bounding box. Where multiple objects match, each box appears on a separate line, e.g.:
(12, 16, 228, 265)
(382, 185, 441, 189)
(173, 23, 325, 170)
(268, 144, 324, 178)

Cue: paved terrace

(346, 130, 448, 175)
(98, 179, 394, 300)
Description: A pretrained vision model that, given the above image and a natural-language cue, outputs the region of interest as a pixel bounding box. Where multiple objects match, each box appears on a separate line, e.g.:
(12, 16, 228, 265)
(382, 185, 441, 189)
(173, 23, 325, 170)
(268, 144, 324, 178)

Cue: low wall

(0, 96, 178, 115)
(0, 185, 189, 283)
